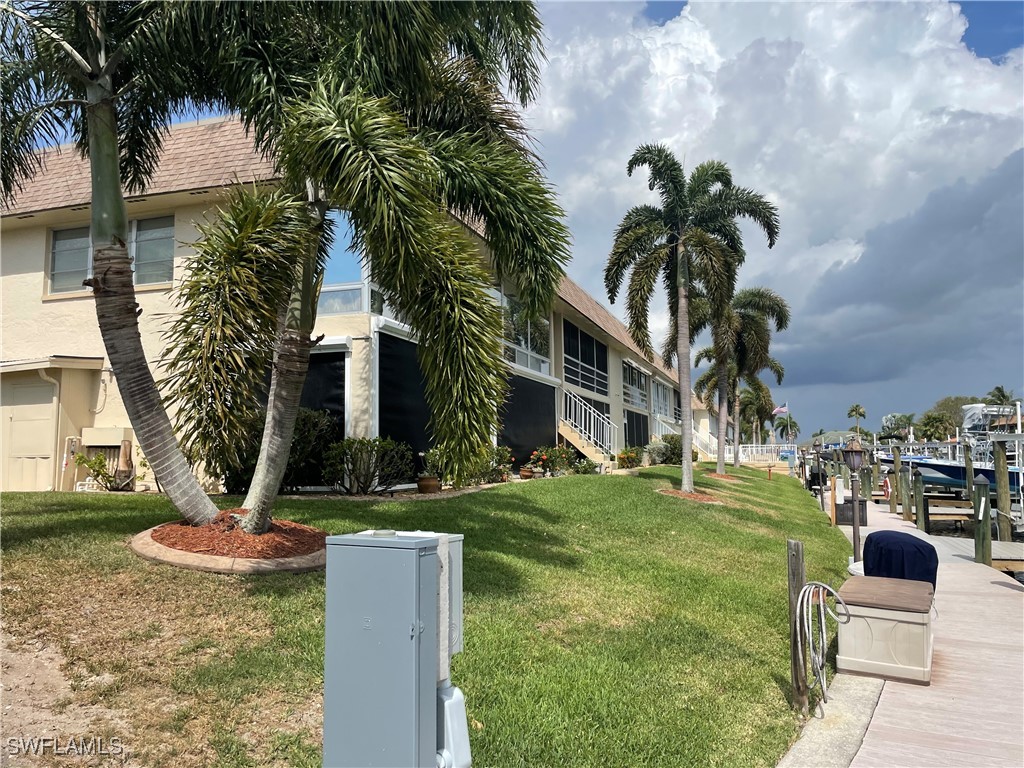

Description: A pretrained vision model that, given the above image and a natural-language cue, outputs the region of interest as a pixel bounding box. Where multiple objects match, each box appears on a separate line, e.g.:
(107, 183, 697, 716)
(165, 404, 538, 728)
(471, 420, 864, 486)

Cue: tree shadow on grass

(251, 489, 579, 600)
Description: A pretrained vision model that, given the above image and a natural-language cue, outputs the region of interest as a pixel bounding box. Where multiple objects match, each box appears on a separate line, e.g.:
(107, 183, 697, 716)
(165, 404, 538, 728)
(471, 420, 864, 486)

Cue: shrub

(530, 444, 576, 474)
(572, 457, 598, 475)
(486, 445, 514, 483)
(661, 433, 682, 464)
(223, 407, 341, 494)
(323, 437, 414, 495)
(646, 440, 670, 465)
(74, 452, 135, 491)
(616, 446, 642, 469)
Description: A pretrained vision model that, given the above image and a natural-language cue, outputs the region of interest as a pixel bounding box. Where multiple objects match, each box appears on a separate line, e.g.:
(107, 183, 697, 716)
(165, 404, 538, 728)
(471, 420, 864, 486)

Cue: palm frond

(605, 205, 667, 302)
(626, 143, 686, 214)
(624, 246, 667, 359)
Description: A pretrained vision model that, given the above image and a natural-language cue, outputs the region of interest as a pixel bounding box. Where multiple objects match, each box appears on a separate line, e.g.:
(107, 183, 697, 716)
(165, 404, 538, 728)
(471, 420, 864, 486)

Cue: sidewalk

(779, 496, 1024, 768)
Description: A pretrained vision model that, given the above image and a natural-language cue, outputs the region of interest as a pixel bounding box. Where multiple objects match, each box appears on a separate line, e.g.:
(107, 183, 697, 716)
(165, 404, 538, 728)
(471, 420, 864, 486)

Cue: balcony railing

(652, 414, 681, 439)
(561, 388, 616, 455)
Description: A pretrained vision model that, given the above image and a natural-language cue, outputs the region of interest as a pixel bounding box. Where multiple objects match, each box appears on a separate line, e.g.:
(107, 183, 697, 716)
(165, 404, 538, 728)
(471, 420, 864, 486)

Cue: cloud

(530, 0, 1023, 431)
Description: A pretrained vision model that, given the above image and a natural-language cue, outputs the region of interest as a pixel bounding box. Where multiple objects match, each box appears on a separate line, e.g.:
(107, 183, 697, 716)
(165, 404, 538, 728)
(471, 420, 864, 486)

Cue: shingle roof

(2, 117, 277, 217)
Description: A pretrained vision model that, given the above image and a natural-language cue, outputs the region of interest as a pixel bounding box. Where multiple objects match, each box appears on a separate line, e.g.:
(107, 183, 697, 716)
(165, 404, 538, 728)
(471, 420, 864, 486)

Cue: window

(563, 319, 608, 395)
(49, 216, 174, 293)
(622, 362, 649, 410)
(500, 291, 550, 375)
(653, 381, 673, 418)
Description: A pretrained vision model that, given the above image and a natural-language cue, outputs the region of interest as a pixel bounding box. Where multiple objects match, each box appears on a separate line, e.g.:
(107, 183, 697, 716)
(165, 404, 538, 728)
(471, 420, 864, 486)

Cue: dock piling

(993, 442, 1012, 542)
(973, 474, 992, 567)
(913, 468, 927, 533)
(787, 539, 808, 716)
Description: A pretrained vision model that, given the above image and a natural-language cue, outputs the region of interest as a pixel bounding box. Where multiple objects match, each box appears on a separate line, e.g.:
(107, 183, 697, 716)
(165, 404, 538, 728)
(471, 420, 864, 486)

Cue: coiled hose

(796, 581, 851, 710)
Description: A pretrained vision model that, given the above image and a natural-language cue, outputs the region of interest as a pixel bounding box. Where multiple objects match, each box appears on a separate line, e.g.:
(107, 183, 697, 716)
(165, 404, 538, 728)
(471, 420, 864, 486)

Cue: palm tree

(775, 415, 800, 442)
(705, 287, 789, 472)
(739, 381, 776, 445)
(985, 386, 1017, 405)
(605, 151, 779, 492)
(847, 403, 866, 433)
(4, 2, 562, 531)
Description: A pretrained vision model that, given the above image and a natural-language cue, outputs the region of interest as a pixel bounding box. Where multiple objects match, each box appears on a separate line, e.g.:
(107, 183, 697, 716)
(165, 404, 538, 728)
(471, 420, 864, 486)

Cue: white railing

(652, 414, 681, 439)
(690, 430, 716, 457)
(561, 389, 617, 455)
(701, 442, 798, 464)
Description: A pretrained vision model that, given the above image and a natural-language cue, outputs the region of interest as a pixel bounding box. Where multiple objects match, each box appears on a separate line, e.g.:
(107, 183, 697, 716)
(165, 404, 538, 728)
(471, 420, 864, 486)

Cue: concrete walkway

(779, 496, 1024, 768)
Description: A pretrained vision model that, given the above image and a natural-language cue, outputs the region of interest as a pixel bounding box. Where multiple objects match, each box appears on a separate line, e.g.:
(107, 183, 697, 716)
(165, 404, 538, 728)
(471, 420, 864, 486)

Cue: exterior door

(3, 383, 55, 491)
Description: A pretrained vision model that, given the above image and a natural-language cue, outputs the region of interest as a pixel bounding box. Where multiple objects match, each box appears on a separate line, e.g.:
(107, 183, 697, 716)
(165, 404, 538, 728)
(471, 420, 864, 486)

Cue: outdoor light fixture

(812, 439, 824, 512)
(842, 436, 865, 561)
(842, 436, 865, 472)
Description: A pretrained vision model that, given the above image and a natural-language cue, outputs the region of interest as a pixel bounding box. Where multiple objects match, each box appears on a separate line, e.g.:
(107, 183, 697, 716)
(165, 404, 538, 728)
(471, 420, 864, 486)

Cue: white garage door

(2, 383, 55, 491)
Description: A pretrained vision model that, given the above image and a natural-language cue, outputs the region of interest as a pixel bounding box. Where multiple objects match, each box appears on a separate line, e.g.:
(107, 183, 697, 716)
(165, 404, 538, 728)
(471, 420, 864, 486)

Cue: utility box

(324, 530, 470, 768)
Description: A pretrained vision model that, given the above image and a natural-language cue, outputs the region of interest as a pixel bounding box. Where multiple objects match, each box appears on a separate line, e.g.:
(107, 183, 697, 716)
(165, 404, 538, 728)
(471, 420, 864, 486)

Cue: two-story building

(0, 117, 730, 492)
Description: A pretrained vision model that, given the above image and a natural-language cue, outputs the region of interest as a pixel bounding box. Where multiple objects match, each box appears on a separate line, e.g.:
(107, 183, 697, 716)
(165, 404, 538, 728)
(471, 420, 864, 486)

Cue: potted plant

(417, 448, 443, 494)
(519, 462, 535, 480)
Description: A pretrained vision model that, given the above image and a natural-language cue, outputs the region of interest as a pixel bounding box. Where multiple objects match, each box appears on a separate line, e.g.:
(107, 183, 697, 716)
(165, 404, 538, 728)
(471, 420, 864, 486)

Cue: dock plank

(835, 500, 1024, 768)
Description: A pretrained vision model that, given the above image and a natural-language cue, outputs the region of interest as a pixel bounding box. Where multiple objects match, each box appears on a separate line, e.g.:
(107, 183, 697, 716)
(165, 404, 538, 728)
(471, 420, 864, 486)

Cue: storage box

(836, 576, 934, 683)
(835, 499, 868, 526)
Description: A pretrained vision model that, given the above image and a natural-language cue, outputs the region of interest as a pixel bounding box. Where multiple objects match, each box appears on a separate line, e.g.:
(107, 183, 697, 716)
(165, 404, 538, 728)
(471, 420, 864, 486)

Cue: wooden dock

(838, 499, 1024, 767)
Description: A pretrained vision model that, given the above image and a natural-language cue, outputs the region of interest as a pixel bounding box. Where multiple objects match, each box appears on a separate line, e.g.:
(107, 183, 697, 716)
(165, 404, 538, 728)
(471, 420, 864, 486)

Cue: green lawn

(0, 465, 849, 767)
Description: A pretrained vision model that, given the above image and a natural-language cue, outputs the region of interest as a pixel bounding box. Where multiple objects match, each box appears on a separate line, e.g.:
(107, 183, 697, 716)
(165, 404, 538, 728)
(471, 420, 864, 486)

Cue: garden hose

(796, 581, 851, 711)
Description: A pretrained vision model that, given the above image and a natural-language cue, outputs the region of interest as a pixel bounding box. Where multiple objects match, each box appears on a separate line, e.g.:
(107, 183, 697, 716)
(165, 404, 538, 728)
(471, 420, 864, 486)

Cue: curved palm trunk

(733, 392, 742, 469)
(240, 202, 324, 534)
(676, 244, 694, 493)
(240, 327, 315, 532)
(85, 83, 216, 526)
(715, 359, 728, 475)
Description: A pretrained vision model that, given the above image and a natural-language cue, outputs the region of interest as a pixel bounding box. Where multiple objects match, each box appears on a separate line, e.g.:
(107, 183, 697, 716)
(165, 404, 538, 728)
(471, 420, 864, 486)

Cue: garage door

(2, 383, 55, 491)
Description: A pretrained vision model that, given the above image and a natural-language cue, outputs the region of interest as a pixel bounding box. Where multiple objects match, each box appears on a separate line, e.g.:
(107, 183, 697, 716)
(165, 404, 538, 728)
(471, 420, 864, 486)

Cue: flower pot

(417, 476, 441, 494)
(519, 467, 534, 480)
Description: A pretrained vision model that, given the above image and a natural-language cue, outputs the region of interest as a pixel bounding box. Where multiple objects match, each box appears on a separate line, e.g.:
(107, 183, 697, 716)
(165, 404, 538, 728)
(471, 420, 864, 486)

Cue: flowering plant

(616, 446, 642, 469)
(530, 448, 552, 473)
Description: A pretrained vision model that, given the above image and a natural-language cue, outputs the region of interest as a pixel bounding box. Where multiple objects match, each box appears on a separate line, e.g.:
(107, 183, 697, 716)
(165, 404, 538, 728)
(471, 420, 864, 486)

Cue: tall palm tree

(739, 380, 776, 445)
(775, 415, 800, 442)
(701, 287, 789, 473)
(605, 150, 779, 492)
(847, 403, 866, 433)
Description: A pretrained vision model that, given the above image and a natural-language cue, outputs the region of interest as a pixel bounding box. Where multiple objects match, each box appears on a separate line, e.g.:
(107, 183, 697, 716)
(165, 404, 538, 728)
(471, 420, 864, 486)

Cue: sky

(525, 0, 1024, 436)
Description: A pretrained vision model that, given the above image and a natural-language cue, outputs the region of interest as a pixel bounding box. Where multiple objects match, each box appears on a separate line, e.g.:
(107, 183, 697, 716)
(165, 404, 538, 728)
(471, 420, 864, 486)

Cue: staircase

(559, 389, 617, 469)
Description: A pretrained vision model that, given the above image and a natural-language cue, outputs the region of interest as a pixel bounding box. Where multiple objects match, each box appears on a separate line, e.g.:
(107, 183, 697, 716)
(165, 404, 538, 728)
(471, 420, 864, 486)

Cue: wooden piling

(900, 467, 913, 522)
(892, 447, 902, 503)
(973, 475, 991, 567)
(994, 442, 1012, 542)
(913, 469, 927, 532)
(965, 452, 974, 499)
(787, 539, 808, 716)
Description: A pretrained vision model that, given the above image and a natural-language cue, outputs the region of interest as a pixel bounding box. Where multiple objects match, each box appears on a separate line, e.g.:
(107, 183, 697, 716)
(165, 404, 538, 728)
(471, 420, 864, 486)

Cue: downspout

(37, 368, 60, 492)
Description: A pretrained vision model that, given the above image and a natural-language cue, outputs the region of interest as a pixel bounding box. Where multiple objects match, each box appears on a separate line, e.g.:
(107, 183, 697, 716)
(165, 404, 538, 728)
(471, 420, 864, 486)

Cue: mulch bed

(706, 473, 743, 482)
(658, 489, 721, 504)
(150, 509, 327, 559)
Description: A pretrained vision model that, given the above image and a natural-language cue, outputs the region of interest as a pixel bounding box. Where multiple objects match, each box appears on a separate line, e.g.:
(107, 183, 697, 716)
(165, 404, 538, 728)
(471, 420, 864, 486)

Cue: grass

(0, 464, 849, 767)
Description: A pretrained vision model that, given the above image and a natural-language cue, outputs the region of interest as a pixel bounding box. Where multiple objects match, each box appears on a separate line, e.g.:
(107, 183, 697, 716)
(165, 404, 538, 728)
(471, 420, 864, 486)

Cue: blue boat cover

(863, 531, 938, 589)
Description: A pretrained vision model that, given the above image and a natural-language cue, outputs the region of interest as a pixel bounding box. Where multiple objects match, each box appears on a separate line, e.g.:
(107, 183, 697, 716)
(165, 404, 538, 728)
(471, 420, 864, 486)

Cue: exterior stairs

(558, 421, 614, 468)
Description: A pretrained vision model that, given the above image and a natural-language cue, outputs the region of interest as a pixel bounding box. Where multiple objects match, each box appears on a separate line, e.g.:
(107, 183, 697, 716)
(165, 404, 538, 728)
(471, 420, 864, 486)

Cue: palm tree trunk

(676, 244, 694, 494)
(240, 328, 315, 532)
(733, 393, 742, 468)
(715, 360, 728, 475)
(240, 200, 325, 533)
(84, 81, 216, 526)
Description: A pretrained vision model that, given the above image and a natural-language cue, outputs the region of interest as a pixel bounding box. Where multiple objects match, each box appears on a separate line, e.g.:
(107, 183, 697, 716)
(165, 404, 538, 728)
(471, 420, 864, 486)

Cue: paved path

(780, 497, 1024, 768)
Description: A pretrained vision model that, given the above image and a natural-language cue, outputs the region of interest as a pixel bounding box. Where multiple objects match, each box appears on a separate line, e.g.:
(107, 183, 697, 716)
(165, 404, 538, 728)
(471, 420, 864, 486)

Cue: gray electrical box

(323, 533, 440, 768)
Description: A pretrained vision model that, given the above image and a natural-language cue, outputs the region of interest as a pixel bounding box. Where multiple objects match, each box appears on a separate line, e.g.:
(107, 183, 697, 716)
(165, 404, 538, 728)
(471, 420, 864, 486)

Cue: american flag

(771, 403, 789, 416)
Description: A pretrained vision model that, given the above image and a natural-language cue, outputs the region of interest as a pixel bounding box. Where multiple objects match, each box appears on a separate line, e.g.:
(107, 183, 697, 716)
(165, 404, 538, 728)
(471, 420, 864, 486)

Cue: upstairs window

(653, 380, 673, 418)
(622, 361, 649, 410)
(49, 216, 174, 293)
(563, 319, 608, 395)
(500, 291, 550, 374)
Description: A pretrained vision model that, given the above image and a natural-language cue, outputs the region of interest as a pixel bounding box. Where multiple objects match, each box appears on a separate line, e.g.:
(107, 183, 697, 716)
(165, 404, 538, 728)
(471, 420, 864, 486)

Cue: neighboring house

(0, 117, 729, 492)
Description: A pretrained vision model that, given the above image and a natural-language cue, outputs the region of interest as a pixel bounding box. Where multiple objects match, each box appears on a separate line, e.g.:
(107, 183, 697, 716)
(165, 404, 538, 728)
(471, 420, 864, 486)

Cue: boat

(877, 404, 1023, 500)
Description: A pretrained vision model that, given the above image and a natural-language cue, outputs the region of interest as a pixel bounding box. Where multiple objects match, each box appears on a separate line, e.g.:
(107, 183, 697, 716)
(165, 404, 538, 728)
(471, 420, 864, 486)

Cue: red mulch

(658, 489, 721, 504)
(150, 509, 327, 559)
(706, 473, 742, 482)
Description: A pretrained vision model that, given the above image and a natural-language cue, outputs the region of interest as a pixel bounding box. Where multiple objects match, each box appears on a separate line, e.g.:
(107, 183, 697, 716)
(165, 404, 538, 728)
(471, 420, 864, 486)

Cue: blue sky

(528, 0, 1023, 435)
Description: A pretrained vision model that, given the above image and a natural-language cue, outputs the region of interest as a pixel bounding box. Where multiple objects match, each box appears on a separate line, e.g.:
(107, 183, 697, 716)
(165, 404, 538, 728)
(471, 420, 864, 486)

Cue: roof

(2, 117, 277, 217)
(1, 356, 105, 373)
